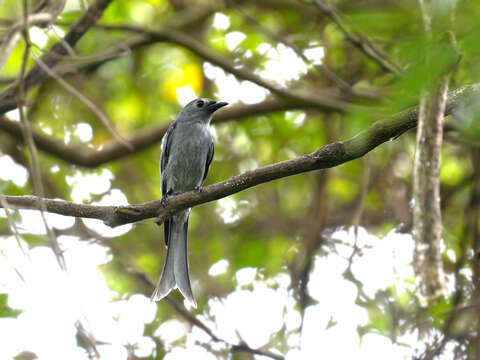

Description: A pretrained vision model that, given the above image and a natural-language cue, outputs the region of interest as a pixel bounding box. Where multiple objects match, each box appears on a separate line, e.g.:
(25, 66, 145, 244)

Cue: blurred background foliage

(0, 0, 480, 359)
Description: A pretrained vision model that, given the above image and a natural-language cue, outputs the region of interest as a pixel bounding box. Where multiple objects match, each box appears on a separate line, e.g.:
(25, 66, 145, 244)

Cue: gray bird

(151, 98, 228, 307)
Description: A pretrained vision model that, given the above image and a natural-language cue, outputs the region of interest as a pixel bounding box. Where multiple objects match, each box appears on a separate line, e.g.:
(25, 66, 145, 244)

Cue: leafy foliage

(0, 294, 21, 319)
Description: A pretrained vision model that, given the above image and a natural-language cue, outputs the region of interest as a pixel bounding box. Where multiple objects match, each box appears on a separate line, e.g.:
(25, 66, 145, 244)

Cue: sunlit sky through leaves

(1, 221, 428, 359)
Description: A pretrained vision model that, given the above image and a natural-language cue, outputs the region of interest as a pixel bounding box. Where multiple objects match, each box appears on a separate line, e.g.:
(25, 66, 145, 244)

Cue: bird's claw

(160, 196, 169, 207)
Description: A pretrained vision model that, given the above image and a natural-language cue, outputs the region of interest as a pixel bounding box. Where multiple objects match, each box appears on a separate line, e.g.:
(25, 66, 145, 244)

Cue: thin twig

(294, 172, 329, 338)
(0, 12, 54, 70)
(0, 30, 21, 71)
(0, 75, 15, 84)
(0, 13, 346, 116)
(0, 195, 28, 257)
(0, 249, 26, 283)
(17, 0, 66, 270)
(108, 241, 284, 360)
(0, 0, 114, 115)
(309, 0, 403, 75)
(231, 3, 358, 96)
(34, 56, 132, 150)
(31, 22, 353, 112)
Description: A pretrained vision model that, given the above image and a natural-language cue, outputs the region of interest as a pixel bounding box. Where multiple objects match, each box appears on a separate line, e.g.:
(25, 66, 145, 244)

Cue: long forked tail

(151, 210, 197, 308)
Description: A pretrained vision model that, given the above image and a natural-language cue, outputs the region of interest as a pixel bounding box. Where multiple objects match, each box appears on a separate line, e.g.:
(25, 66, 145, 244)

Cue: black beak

(207, 101, 228, 113)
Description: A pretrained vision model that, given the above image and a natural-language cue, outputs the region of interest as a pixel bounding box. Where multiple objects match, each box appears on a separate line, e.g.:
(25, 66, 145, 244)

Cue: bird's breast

(166, 123, 212, 192)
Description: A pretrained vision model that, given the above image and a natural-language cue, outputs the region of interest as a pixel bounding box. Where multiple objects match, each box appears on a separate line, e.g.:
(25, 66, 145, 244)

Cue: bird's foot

(160, 193, 171, 207)
(194, 185, 203, 193)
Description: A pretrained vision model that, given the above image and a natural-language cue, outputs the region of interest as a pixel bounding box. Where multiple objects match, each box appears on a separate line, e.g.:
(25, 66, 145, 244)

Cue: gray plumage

(151, 98, 228, 307)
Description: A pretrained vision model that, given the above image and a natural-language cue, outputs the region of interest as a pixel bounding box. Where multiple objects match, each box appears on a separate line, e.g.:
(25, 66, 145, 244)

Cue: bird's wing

(160, 121, 177, 247)
(202, 140, 214, 183)
(160, 121, 177, 196)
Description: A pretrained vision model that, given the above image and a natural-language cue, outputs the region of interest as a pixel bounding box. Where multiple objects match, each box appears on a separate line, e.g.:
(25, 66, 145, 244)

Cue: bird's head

(177, 98, 228, 124)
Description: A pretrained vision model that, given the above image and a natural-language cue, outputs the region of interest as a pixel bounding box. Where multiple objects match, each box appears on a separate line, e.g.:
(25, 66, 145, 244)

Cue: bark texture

(413, 0, 456, 300)
(413, 78, 449, 299)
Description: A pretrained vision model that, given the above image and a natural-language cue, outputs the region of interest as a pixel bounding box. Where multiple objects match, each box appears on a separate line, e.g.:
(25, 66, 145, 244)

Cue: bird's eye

(196, 100, 204, 108)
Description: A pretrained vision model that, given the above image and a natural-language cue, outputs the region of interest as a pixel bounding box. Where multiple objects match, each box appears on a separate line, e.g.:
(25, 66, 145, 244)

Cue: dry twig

(17, 0, 65, 270)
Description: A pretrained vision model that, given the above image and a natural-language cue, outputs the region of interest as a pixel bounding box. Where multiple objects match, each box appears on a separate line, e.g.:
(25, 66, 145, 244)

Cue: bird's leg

(160, 189, 173, 206)
(157, 189, 174, 226)
(194, 185, 203, 192)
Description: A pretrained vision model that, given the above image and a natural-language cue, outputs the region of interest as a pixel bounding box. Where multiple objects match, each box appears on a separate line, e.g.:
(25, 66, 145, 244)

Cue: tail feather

(151, 211, 197, 308)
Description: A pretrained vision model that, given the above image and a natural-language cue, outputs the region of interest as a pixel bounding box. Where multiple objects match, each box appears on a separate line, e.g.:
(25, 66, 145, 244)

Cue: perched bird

(151, 98, 228, 307)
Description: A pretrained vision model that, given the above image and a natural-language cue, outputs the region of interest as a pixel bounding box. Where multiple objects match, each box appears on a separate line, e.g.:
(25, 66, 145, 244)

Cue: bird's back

(163, 121, 212, 193)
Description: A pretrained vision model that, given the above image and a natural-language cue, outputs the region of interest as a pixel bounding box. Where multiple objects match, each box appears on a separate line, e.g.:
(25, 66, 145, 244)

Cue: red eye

(196, 100, 204, 108)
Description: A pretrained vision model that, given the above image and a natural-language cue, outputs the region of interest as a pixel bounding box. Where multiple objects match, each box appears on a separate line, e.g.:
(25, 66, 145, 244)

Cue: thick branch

(1, 83, 477, 226)
(413, 0, 456, 301)
(413, 78, 449, 299)
(0, 98, 316, 167)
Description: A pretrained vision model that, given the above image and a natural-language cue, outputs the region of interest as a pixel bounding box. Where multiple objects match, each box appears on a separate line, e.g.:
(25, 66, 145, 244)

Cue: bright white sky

(0, 4, 456, 360)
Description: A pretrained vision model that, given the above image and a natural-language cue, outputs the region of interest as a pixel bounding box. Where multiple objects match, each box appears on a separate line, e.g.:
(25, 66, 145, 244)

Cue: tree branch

(0, 18, 371, 168)
(310, 0, 403, 74)
(0, 97, 322, 167)
(49, 4, 222, 74)
(56, 23, 351, 112)
(1, 83, 477, 226)
(119, 26, 352, 111)
(413, 0, 457, 302)
(2, 3, 320, 118)
(0, 0, 66, 71)
(17, 0, 66, 269)
(0, 0, 113, 115)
